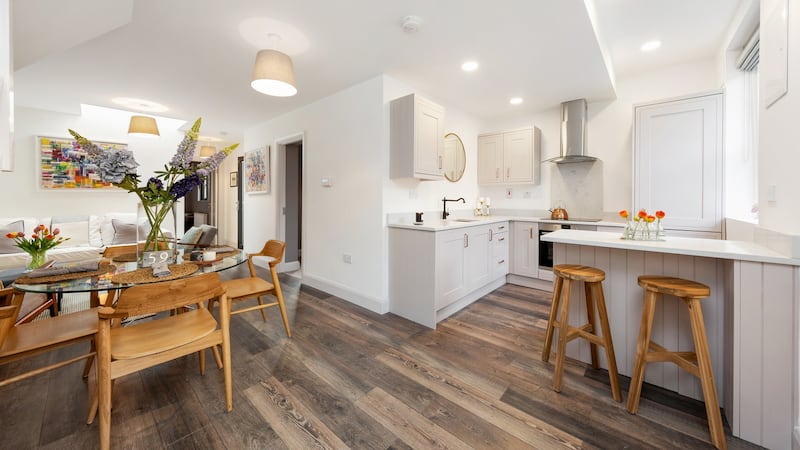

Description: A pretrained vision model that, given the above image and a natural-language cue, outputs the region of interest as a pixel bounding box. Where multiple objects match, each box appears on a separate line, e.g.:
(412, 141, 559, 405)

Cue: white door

(634, 93, 723, 232)
(478, 134, 503, 184)
(511, 222, 538, 277)
(414, 98, 444, 177)
(503, 129, 533, 183)
(435, 229, 467, 309)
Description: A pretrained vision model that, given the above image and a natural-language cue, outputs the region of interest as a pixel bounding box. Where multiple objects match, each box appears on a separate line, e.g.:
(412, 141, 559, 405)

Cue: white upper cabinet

(390, 93, 445, 180)
(477, 127, 540, 185)
(634, 92, 723, 233)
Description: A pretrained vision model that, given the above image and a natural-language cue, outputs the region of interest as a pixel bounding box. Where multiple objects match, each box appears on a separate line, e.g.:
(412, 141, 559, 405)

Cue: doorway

(276, 134, 304, 273)
(237, 156, 244, 249)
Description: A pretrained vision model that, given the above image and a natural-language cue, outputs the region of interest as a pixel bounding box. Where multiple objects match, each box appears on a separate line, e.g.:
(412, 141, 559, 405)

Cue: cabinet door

(634, 93, 723, 232)
(511, 222, 539, 277)
(464, 226, 491, 291)
(503, 129, 533, 183)
(435, 229, 467, 309)
(414, 98, 445, 177)
(477, 134, 503, 184)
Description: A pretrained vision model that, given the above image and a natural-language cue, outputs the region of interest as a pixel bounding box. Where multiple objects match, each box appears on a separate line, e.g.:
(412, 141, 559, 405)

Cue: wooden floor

(0, 265, 761, 449)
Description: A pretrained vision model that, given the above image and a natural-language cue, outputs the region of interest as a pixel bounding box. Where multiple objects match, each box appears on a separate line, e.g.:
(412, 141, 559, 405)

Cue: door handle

(489, 229, 493, 241)
(529, 228, 533, 239)
(464, 233, 468, 248)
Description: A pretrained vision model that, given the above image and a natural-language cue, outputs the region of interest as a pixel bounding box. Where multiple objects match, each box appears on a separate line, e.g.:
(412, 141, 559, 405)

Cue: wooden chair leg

(274, 285, 291, 338)
(82, 338, 96, 378)
(552, 279, 572, 392)
(220, 295, 233, 412)
(542, 276, 563, 362)
(198, 348, 206, 376)
(97, 323, 112, 450)
(584, 281, 599, 368)
(627, 290, 658, 413)
(593, 282, 622, 402)
(687, 298, 727, 450)
(256, 296, 268, 322)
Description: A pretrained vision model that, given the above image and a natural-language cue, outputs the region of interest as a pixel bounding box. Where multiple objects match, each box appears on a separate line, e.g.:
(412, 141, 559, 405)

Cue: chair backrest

(103, 272, 225, 319)
(102, 244, 138, 258)
(0, 287, 23, 351)
(248, 240, 286, 276)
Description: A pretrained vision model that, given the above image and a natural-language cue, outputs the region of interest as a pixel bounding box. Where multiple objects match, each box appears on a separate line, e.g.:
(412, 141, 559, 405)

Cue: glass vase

(27, 249, 47, 270)
(136, 201, 177, 268)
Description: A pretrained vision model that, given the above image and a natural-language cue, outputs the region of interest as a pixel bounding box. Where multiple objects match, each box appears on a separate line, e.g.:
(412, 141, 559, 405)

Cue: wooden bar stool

(542, 264, 622, 402)
(628, 276, 726, 450)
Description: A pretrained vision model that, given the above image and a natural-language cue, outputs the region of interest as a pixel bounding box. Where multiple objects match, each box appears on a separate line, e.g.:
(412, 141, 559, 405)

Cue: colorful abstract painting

(38, 136, 127, 190)
(245, 146, 269, 194)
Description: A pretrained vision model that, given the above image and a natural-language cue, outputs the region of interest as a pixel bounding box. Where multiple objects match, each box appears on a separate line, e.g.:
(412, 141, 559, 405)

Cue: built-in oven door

(538, 229, 554, 269)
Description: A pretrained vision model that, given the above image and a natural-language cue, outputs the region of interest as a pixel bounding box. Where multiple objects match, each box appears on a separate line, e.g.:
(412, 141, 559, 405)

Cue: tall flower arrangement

(68, 118, 238, 260)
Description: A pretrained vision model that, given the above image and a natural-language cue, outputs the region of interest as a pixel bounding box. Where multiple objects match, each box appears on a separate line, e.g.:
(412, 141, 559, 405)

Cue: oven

(538, 223, 598, 269)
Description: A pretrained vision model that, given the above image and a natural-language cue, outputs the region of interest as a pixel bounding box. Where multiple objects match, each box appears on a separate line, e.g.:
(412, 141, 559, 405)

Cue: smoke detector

(401, 15, 422, 33)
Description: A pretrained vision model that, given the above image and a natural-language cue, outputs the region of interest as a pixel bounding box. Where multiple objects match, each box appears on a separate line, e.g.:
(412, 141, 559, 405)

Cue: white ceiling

(11, 0, 745, 141)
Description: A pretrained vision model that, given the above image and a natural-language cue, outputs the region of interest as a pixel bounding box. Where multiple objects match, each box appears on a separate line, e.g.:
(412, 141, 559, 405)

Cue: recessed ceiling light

(509, 97, 523, 105)
(640, 40, 661, 52)
(199, 135, 224, 143)
(112, 97, 169, 113)
(461, 61, 479, 72)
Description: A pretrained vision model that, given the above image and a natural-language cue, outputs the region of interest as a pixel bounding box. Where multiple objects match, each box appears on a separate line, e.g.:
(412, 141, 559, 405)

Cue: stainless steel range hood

(547, 98, 598, 164)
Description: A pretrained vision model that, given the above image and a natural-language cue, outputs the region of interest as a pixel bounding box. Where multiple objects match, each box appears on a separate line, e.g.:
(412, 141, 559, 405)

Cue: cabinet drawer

(488, 221, 509, 235)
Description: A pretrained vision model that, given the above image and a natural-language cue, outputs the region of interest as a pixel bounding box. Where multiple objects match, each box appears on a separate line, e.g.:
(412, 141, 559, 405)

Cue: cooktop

(545, 218, 602, 222)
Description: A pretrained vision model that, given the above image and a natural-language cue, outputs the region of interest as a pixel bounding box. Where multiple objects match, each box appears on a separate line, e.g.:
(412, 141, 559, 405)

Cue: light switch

(767, 184, 777, 203)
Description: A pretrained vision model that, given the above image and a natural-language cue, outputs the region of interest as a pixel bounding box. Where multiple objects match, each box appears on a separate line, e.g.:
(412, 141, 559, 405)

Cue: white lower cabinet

(511, 222, 538, 277)
(390, 222, 509, 328)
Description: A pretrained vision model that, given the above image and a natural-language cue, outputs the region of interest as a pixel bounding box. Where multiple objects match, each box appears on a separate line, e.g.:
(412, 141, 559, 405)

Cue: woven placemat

(14, 262, 117, 285)
(111, 263, 199, 285)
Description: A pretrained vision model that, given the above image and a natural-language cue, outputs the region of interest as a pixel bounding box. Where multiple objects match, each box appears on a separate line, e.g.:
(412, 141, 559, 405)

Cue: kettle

(549, 201, 569, 220)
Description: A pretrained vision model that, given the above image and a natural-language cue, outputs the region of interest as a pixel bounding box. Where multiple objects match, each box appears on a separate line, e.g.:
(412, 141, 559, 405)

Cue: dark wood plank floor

(0, 265, 762, 449)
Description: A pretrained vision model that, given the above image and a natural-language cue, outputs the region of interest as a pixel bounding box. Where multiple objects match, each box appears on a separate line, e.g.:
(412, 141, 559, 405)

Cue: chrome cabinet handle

(498, 259, 505, 264)
(464, 233, 468, 248)
(498, 226, 505, 230)
(498, 237, 505, 242)
(439, 155, 443, 169)
(529, 228, 533, 239)
(489, 229, 493, 241)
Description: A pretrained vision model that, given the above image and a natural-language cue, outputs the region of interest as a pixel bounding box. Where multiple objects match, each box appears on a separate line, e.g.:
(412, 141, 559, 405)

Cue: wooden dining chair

(0, 286, 98, 388)
(0, 280, 56, 325)
(94, 272, 232, 450)
(208, 239, 291, 337)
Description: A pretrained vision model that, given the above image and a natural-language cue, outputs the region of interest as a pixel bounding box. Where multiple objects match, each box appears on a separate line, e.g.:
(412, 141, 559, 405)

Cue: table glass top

(11, 251, 247, 294)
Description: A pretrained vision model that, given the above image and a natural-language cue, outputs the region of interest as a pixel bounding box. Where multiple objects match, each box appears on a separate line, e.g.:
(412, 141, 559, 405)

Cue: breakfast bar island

(542, 230, 799, 449)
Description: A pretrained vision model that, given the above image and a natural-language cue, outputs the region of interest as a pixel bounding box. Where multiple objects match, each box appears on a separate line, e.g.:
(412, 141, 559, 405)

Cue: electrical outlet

(343, 253, 352, 264)
(505, 187, 512, 199)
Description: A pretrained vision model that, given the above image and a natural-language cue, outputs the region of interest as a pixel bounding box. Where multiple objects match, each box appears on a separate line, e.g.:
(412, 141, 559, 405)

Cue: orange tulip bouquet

(619, 209, 665, 240)
(6, 224, 70, 269)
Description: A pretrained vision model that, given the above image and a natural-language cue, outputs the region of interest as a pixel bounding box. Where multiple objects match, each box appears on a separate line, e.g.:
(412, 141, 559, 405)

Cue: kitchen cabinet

(634, 91, 723, 234)
(390, 93, 445, 180)
(477, 127, 540, 185)
(511, 222, 539, 278)
(389, 222, 509, 328)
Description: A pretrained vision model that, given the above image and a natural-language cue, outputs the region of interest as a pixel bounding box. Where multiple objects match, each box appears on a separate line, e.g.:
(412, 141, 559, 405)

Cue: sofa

(0, 214, 217, 271)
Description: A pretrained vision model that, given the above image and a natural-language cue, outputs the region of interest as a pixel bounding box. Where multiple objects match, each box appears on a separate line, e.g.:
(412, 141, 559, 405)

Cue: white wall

(2, 106, 191, 229)
(240, 76, 387, 312)
(758, 0, 800, 235)
(484, 59, 721, 219)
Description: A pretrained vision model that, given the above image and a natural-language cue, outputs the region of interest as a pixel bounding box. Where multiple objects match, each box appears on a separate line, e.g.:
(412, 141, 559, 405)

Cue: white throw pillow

(52, 221, 90, 247)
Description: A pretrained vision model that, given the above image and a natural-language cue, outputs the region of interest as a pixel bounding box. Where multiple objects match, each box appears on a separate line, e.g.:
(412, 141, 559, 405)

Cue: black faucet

(442, 197, 466, 219)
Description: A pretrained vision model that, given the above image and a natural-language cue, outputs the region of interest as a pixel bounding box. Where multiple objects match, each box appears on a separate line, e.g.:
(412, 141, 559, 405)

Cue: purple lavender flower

(196, 168, 209, 178)
(147, 177, 163, 191)
(169, 118, 201, 170)
(169, 174, 201, 199)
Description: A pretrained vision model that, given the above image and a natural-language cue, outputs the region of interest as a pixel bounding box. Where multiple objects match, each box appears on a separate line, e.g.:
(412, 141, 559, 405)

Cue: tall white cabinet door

(435, 229, 467, 309)
(414, 98, 445, 177)
(511, 222, 539, 277)
(477, 134, 503, 184)
(634, 93, 723, 233)
(464, 226, 491, 291)
(503, 128, 534, 183)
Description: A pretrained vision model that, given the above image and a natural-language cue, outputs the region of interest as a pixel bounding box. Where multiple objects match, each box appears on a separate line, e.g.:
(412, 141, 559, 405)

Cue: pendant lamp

(200, 145, 216, 158)
(251, 34, 297, 97)
(128, 115, 160, 137)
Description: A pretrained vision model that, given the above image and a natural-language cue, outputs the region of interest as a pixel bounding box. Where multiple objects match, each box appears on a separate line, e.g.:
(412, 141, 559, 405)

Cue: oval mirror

(443, 133, 466, 182)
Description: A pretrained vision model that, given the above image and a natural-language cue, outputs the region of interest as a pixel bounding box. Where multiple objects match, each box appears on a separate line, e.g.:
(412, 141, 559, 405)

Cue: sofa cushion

(88, 216, 104, 248)
(178, 226, 204, 249)
(99, 213, 137, 247)
(111, 219, 143, 245)
(0, 220, 24, 254)
(196, 225, 217, 247)
(51, 216, 90, 247)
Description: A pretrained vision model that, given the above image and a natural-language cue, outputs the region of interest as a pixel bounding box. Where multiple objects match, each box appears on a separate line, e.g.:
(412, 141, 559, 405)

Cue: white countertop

(387, 215, 624, 232)
(543, 229, 800, 265)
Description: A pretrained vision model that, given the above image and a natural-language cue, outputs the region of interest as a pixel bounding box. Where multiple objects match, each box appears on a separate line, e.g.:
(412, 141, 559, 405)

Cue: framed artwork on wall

(763, 0, 789, 108)
(244, 146, 269, 194)
(37, 135, 128, 190)
(229, 171, 238, 187)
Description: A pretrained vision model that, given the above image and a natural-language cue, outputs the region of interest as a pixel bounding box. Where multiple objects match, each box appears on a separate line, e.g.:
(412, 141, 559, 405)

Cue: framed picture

(763, 0, 789, 108)
(244, 146, 269, 194)
(229, 171, 238, 187)
(37, 135, 128, 190)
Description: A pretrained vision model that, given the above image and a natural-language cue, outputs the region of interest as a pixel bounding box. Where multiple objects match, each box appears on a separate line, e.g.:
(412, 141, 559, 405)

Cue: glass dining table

(11, 250, 247, 310)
